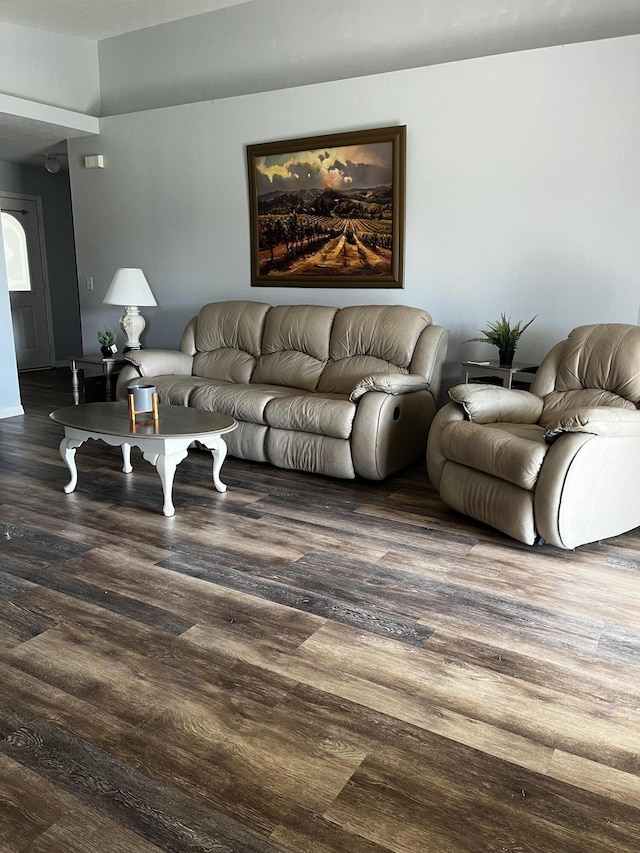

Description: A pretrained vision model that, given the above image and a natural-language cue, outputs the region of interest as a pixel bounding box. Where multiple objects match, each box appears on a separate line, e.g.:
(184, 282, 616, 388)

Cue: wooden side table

(70, 355, 126, 405)
(461, 360, 539, 390)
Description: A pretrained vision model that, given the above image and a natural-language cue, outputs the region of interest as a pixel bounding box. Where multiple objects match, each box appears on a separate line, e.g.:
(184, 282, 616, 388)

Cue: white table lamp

(103, 268, 157, 351)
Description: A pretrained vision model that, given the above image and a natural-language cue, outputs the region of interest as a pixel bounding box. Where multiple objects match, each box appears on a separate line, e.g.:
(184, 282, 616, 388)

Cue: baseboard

(0, 405, 25, 419)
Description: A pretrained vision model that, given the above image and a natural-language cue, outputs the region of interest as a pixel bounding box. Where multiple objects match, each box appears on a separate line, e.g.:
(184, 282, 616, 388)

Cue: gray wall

(98, 0, 640, 115)
(0, 21, 100, 113)
(0, 160, 82, 362)
(69, 35, 640, 387)
(0, 19, 98, 413)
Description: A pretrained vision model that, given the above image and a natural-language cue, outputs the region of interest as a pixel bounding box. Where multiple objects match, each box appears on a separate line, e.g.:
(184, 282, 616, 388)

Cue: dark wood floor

(1, 368, 639, 852)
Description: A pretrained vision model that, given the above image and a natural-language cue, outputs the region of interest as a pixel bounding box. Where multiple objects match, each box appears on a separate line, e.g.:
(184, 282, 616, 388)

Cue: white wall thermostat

(83, 155, 105, 169)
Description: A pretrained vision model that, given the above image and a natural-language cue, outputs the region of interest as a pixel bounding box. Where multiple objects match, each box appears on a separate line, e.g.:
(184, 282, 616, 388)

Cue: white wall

(69, 35, 640, 387)
(97, 0, 640, 116)
(0, 22, 100, 114)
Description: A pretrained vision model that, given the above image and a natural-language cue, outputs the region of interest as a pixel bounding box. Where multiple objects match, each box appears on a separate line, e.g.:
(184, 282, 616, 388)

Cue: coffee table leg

(144, 449, 188, 517)
(200, 435, 229, 492)
(121, 442, 133, 474)
(59, 436, 85, 493)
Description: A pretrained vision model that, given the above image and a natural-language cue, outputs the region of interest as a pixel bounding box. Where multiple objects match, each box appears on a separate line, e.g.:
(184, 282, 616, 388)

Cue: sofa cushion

(543, 406, 640, 442)
(554, 324, 640, 404)
(150, 375, 224, 406)
(318, 305, 432, 394)
(190, 382, 300, 424)
(539, 388, 636, 428)
(265, 393, 356, 439)
(252, 304, 337, 392)
(440, 420, 549, 491)
(193, 300, 270, 382)
(224, 421, 269, 463)
(319, 354, 407, 394)
(440, 463, 537, 545)
(266, 430, 355, 479)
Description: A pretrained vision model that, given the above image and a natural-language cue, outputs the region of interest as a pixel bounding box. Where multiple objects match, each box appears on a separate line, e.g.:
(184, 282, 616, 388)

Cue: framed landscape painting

(247, 125, 406, 288)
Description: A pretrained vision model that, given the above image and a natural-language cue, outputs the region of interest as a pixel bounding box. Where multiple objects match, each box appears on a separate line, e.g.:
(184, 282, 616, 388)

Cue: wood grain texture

(0, 368, 638, 852)
(0, 752, 164, 853)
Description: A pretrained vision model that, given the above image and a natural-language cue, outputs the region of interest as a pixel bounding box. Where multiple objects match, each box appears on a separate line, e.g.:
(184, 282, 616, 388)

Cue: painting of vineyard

(247, 126, 405, 287)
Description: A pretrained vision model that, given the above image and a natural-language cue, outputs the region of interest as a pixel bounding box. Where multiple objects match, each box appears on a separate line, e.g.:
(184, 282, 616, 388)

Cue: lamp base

(119, 305, 146, 350)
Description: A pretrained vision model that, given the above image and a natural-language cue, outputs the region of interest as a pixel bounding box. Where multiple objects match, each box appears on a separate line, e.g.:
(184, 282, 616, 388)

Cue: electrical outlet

(86, 276, 93, 290)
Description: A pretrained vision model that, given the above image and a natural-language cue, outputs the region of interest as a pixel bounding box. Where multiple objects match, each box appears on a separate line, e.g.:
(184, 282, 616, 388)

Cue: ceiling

(2, 1, 639, 169)
(0, 0, 253, 169)
(0, 0, 253, 41)
(0, 108, 92, 164)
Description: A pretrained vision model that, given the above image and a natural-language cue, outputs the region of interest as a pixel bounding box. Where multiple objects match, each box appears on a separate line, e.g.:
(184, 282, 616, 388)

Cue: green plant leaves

(97, 326, 117, 345)
(465, 313, 537, 350)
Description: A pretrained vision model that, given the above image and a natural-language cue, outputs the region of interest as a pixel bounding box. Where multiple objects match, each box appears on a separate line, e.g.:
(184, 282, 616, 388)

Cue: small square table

(461, 360, 539, 390)
(70, 355, 127, 404)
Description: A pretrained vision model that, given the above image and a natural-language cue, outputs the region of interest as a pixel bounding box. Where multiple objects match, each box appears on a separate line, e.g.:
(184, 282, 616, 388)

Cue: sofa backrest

(192, 301, 270, 382)
(317, 305, 433, 394)
(535, 323, 640, 426)
(188, 301, 438, 394)
(252, 304, 337, 392)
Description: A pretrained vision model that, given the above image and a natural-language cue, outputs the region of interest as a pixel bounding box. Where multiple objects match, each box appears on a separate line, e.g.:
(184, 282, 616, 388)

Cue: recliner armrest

(448, 383, 543, 424)
(124, 349, 194, 377)
(349, 373, 430, 402)
(544, 406, 640, 442)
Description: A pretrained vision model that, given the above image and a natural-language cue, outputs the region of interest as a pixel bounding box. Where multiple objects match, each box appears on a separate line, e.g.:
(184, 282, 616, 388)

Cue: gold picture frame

(247, 125, 406, 288)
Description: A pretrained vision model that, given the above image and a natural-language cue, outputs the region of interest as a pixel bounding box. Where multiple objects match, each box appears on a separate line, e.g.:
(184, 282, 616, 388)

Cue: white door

(1, 194, 54, 370)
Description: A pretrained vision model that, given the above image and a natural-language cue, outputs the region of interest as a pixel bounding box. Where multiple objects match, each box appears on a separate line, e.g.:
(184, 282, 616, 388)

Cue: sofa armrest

(544, 406, 640, 443)
(115, 363, 143, 399)
(410, 325, 449, 401)
(426, 401, 467, 489)
(349, 373, 430, 402)
(535, 421, 640, 548)
(115, 349, 195, 400)
(124, 349, 194, 377)
(352, 388, 436, 480)
(448, 383, 543, 424)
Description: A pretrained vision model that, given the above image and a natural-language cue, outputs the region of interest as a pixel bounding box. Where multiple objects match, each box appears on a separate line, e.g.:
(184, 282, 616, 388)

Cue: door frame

(0, 190, 55, 370)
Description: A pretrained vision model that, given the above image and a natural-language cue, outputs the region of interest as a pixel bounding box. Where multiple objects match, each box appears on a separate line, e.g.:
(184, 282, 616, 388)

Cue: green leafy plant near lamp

(466, 313, 537, 367)
(97, 326, 118, 358)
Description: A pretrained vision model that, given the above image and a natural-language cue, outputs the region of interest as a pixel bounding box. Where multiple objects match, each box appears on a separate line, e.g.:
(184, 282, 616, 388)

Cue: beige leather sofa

(427, 324, 640, 549)
(116, 300, 448, 480)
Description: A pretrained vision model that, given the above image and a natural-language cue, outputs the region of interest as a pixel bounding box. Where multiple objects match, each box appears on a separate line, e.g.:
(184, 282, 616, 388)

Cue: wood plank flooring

(0, 367, 639, 852)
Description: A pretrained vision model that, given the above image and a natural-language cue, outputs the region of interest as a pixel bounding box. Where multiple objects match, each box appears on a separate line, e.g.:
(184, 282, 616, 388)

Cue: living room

(1, 0, 639, 415)
(1, 1, 640, 850)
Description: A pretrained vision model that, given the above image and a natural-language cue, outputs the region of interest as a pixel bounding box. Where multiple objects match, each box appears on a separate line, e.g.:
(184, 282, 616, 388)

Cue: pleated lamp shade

(103, 268, 157, 307)
(103, 268, 157, 350)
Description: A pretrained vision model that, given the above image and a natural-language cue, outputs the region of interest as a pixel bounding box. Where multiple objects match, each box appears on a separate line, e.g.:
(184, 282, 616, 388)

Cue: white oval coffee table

(50, 402, 237, 517)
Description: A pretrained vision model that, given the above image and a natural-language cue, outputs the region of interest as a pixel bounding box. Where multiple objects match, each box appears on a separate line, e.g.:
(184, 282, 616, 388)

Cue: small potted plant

(97, 326, 118, 358)
(466, 313, 537, 367)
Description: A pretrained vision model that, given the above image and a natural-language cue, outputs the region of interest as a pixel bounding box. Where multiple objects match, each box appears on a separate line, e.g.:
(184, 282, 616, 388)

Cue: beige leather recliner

(427, 324, 640, 549)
